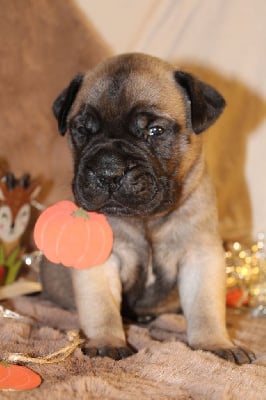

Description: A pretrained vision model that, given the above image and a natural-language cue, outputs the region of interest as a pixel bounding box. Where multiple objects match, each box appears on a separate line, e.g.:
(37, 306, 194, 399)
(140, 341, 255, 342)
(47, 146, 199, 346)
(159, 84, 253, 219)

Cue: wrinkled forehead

(71, 61, 186, 121)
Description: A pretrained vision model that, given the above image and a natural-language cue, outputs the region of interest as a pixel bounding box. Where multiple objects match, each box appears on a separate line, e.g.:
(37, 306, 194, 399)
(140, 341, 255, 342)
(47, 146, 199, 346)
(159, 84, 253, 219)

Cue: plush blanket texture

(0, 295, 265, 399)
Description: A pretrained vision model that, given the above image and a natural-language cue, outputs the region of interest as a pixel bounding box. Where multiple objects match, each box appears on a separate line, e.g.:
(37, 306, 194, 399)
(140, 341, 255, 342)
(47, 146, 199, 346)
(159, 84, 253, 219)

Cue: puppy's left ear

(175, 71, 226, 134)
(52, 74, 84, 135)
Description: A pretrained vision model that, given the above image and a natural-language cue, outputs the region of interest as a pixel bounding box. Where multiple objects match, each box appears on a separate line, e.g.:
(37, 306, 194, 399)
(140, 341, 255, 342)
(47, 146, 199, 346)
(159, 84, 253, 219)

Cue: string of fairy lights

(225, 233, 266, 315)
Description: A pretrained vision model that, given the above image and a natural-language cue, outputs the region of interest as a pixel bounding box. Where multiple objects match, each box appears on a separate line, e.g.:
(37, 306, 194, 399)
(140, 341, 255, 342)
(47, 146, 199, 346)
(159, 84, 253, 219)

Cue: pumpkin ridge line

(55, 217, 74, 267)
(75, 221, 92, 269)
(37, 210, 67, 263)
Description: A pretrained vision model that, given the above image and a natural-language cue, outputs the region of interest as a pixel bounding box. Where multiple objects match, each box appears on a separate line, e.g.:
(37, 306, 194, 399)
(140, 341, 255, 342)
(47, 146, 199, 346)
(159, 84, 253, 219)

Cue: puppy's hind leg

(72, 255, 134, 360)
(178, 244, 255, 364)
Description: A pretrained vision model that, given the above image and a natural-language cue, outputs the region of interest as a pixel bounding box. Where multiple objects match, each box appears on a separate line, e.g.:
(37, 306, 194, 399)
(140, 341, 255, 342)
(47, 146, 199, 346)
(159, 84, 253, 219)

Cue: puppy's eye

(70, 123, 91, 148)
(148, 126, 164, 136)
(70, 111, 100, 148)
(85, 115, 100, 133)
(76, 126, 88, 135)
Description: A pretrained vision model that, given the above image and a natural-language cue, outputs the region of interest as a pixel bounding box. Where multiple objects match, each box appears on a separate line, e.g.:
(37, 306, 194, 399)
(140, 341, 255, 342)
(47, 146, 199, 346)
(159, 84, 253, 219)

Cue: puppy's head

(53, 53, 225, 217)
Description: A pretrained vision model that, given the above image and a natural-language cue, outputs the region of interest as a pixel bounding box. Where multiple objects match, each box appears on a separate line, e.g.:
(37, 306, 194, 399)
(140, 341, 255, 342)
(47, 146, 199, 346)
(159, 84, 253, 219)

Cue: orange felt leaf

(226, 288, 250, 307)
(0, 364, 42, 390)
(34, 201, 113, 269)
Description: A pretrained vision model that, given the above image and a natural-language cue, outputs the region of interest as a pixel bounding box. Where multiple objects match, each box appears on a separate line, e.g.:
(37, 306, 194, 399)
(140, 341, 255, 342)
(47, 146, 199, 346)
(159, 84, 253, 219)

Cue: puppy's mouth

(72, 164, 164, 217)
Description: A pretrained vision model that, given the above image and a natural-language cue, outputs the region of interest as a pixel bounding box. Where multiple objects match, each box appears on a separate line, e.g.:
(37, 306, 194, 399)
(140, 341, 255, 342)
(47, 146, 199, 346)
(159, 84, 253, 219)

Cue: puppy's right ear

(52, 74, 84, 135)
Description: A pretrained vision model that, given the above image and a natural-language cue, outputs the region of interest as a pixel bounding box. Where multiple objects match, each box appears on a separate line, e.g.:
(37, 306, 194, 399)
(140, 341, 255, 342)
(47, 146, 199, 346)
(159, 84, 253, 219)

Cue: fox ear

(52, 74, 84, 135)
(175, 71, 226, 134)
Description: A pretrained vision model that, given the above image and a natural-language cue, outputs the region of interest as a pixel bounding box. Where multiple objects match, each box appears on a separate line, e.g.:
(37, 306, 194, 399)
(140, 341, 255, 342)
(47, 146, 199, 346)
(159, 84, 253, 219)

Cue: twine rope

(6, 330, 85, 365)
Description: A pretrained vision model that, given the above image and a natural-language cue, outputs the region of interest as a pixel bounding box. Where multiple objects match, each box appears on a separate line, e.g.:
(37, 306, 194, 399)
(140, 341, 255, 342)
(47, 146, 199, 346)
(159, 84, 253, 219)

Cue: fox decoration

(0, 173, 40, 285)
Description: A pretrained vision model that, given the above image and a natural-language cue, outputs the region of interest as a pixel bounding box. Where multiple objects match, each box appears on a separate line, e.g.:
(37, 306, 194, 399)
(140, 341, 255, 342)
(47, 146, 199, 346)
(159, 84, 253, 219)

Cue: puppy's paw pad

(210, 346, 256, 365)
(117, 346, 135, 359)
(82, 345, 135, 360)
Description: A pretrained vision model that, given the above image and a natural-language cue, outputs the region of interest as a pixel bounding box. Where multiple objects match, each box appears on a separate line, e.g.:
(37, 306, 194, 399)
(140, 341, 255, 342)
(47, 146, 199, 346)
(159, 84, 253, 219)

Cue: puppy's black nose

(97, 168, 124, 192)
(88, 148, 127, 192)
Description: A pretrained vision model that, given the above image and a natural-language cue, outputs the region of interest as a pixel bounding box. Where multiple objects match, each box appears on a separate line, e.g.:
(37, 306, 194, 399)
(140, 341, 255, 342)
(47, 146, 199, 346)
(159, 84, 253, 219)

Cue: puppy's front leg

(72, 254, 133, 359)
(179, 244, 255, 364)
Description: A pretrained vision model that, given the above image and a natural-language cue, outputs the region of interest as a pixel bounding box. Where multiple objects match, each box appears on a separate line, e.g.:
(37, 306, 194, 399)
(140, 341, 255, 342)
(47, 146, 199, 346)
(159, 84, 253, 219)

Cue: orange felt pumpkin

(0, 363, 42, 390)
(34, 201, 113, 270)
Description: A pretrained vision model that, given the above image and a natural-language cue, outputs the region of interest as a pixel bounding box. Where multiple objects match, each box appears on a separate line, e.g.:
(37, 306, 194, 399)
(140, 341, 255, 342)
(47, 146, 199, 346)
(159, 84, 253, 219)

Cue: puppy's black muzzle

(72, 143, 163, 216)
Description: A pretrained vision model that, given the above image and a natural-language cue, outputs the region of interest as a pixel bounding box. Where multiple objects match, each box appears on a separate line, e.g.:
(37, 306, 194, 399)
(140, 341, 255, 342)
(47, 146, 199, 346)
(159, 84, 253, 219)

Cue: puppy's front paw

(82, 343, 135, 360)
(209, 346, 256, 365)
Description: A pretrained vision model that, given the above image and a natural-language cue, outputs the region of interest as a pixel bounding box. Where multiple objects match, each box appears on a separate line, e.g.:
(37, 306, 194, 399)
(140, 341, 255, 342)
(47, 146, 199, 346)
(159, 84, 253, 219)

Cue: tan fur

(72, 256, 125, 347)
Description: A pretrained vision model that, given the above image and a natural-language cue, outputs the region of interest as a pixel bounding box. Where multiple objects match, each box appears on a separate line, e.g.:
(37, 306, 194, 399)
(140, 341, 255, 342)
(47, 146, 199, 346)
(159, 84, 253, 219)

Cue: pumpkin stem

(0, 360, 10, 367)
(72, 208, 89, 220)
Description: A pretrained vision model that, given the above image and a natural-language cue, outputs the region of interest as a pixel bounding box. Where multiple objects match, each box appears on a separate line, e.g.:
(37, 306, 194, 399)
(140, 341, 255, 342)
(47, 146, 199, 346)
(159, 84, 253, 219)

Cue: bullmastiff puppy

(41, 53, 255, 364)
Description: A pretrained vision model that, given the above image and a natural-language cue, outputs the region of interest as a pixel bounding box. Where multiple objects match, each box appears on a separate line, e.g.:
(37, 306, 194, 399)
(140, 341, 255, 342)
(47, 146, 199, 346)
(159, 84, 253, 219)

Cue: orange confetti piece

(0, 364, 42, 391)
